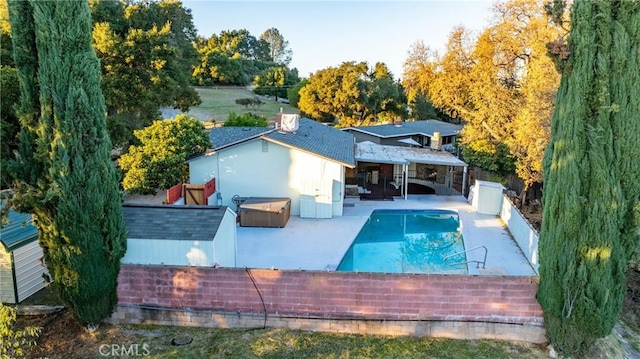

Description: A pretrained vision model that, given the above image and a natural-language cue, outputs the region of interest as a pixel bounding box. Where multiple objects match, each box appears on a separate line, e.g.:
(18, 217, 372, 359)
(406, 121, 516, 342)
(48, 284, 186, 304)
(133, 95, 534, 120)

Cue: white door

(300, 179, 333, 219)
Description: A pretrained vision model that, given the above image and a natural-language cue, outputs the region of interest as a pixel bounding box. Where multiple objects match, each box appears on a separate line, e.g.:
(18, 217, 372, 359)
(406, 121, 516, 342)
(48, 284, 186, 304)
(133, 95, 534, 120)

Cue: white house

(121, 204, 237, 267)
(188, 117, 356, 218)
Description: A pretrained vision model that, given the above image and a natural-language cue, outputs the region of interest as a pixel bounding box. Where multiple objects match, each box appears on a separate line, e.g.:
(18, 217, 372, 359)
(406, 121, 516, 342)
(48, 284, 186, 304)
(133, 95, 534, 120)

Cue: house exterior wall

(350, 131, 381, 144)
(380, 136, 426, 147)
(13, 241, 48, 302)
(189, 139, 346, 216)
(213, 208, 237, 267)
(0, 247, 15, 303)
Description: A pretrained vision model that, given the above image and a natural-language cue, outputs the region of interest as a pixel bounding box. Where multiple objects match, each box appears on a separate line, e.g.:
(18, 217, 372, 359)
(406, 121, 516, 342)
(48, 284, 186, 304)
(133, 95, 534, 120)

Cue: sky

(183, 1, 495, 79)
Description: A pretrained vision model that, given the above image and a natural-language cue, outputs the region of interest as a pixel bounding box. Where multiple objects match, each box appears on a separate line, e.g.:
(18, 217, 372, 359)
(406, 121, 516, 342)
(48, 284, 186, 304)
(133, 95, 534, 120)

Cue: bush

(119, 115, 211, 194)
(224, 112, 268, 127)
(0, 303, 41, 358)
(234, 97, 264, 110)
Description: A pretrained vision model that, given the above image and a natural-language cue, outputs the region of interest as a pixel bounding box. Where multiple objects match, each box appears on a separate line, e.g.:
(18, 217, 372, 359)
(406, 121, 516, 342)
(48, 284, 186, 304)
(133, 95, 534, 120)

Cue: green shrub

(223, 112, 268, 127)
(0, 303, 41, 358)
(234, 97, 264, 110)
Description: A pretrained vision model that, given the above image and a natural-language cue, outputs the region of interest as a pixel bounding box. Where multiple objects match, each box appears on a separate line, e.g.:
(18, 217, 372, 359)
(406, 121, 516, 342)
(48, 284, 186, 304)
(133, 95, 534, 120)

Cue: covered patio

(347, 142, 468, 199)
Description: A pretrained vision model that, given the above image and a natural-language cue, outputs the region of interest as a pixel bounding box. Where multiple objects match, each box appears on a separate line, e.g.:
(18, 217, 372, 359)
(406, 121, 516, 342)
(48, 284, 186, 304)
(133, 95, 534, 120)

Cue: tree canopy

(298, 61, 406, 126)
(253, 66, 299, 100)
(402, 0, 564, 200)
(537, 0, 640, 355)
(7, 0, 126, 326)
(0, 65, 19, 189)
(192, 27, 294, 87)
(90, 0, 201, 147)
(119, 115, 210, 194)
(260, 27, 292, 66)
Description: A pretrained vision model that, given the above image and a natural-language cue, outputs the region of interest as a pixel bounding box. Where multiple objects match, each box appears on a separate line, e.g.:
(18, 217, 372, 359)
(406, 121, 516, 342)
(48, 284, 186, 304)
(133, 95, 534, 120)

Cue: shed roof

(346, 120, 462, 138)
(355, 141, 467, 167)
(206, 118, 355, 167)
(122, 204, 227, 241)
(1, 208, 38, 252)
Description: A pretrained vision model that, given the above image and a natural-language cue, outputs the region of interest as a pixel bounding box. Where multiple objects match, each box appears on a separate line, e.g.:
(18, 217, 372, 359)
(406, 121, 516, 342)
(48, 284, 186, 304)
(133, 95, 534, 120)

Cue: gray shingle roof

(206, 118, 355, 167)
(123, 204, 226, 241)
(265, 118, 355, 166)
(209, 126, 272, 149)
(347, 120, 462, 138)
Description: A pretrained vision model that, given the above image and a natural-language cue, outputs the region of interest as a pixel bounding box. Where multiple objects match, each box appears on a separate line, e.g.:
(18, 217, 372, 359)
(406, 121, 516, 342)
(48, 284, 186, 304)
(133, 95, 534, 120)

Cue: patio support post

(403, 164, 408, 200)
(462, 166, 468, 197)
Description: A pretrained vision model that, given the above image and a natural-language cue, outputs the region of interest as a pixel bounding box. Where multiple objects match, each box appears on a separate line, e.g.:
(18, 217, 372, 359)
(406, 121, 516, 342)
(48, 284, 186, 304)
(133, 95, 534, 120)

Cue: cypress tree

(7, 0, 127, 326)
(538, 0, 640, 356)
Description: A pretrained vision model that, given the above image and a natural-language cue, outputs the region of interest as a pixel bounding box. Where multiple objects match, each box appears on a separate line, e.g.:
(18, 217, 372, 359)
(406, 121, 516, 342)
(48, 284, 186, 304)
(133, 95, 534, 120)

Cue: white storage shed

(1, 209, 49, 304)
(121, 204, 237, 267)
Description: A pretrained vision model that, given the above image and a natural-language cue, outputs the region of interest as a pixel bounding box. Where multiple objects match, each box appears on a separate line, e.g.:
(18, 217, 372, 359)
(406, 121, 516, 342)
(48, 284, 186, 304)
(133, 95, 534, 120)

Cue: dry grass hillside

(160, 86, 300, 124)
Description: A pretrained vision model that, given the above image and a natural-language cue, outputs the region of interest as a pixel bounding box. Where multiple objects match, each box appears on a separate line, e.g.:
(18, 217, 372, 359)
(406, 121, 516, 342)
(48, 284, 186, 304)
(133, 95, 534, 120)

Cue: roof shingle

(123, 204, 226, 241)
(207, 118, 355, 167)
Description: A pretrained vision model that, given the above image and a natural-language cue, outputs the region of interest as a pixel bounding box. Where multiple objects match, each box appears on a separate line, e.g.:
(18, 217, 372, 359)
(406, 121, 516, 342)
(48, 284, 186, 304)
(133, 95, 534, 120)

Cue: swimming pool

(337, 209, 467, 274)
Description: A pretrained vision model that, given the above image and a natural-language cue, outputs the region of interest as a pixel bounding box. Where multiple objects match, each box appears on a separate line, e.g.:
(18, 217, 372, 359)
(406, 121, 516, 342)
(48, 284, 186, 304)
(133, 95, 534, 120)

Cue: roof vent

(393, 119, 403, 127)
(281, 114, 299, 133)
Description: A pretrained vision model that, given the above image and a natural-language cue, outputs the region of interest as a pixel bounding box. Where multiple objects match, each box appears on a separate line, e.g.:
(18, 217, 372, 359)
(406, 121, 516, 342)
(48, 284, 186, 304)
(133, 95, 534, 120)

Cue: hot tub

(239, 197, 291, 228)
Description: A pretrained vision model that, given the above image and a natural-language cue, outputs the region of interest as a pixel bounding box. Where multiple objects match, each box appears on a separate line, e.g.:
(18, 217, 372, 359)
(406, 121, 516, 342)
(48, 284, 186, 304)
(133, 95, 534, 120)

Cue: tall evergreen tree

(7, 0, 127, 326)
(537, 0, 640, 356)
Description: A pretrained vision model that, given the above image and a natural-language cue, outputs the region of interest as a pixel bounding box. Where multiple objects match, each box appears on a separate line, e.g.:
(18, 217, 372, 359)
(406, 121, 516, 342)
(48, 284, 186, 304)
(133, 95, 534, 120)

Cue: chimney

(430, 132, 442, 150)
(393, 119, 403, 127)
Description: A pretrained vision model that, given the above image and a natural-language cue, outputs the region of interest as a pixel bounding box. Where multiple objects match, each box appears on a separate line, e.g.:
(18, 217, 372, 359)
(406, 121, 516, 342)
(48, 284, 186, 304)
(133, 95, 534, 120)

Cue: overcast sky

(183, 1, 494, 79)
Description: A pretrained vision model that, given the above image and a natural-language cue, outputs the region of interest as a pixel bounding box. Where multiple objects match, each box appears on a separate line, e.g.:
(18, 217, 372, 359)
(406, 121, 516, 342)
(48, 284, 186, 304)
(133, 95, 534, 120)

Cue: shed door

(300, 179, 333, 219)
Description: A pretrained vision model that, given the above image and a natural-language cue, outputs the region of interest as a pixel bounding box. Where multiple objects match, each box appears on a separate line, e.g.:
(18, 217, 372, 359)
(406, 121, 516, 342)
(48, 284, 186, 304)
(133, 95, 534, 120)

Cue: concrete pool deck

(236, 195, 537, 276)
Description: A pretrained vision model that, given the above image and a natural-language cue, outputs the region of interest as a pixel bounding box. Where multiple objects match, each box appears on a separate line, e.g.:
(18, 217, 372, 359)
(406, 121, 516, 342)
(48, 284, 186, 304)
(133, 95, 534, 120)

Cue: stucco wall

(189, 139, 346, 216)
(500, 195, 539, 273)
(350, 131, 381, 144)
(122, 238, 215, 266)
(213, 208, 237, 267)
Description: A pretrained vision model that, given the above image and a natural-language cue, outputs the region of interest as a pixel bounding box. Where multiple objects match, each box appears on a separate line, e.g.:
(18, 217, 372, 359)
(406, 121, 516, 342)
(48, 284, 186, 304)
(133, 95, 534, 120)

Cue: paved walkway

(236, 195, 537, 276)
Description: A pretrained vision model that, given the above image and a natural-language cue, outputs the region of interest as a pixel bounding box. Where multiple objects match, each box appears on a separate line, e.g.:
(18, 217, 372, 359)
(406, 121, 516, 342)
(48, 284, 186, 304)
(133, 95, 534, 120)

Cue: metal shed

(0, 209, 48, 304)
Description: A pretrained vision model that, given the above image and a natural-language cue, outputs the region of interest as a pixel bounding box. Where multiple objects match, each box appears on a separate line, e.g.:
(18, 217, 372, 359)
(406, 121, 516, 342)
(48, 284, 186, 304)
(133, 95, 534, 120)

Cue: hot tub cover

(239, 197, 291, 213)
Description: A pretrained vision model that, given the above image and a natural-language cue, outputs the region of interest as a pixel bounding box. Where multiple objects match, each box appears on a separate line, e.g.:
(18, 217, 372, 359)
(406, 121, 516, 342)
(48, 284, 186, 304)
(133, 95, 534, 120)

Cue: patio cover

(397, 138, 421, 146)
(355, 141, 467, 167)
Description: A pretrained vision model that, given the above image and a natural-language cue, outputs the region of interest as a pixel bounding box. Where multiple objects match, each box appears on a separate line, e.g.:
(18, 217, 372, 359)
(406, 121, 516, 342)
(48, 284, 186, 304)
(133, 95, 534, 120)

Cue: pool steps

(444, 245, 488, 269)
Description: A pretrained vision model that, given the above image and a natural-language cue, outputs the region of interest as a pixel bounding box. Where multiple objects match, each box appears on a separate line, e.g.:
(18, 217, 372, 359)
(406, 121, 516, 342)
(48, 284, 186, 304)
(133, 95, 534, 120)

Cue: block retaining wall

(110, 264, 546, 343)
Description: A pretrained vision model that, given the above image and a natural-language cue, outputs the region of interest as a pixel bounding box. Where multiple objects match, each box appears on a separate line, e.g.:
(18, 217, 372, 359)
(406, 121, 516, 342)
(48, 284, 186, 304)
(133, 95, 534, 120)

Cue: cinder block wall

(112, 265, 545, 342)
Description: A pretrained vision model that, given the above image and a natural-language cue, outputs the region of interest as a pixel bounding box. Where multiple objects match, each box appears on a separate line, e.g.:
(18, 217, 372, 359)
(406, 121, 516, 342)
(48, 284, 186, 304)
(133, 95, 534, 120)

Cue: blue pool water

(337, 210, 467, 274)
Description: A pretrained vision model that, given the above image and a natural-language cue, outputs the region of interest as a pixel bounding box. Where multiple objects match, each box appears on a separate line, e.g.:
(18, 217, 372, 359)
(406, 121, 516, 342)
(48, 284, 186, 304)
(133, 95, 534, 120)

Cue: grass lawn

(19, 310, 549, 359)
(162, 86, 300, 123)
(16, 286, 551, 359)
